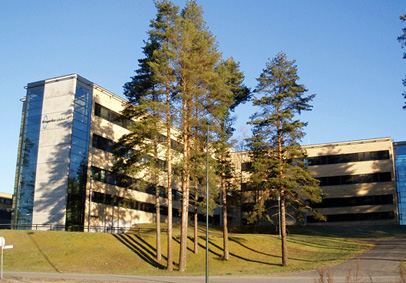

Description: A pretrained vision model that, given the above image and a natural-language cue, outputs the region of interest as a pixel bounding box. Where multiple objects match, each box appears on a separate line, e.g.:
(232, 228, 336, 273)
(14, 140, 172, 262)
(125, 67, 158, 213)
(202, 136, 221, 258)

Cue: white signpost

(0, 237, 13, 279)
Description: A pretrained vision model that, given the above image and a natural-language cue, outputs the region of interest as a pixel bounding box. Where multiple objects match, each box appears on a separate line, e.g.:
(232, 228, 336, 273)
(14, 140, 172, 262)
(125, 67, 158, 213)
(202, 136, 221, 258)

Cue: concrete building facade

(13, 74, 187, 231)
(304, 138, 398, 225)
(235, 138, 399, 226)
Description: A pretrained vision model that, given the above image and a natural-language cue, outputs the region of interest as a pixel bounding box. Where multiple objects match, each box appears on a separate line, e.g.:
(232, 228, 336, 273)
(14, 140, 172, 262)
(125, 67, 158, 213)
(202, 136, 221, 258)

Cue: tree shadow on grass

(229, 236, 321, 263)
(189, 235, 280, 266)
(113, 234, 165, 270)
(27, 232, 61, 273)
(286, 236, 362, 252)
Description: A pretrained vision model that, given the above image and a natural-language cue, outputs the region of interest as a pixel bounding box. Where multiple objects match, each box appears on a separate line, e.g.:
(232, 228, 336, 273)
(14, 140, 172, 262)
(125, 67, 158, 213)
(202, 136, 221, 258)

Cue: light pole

(206, 122, 209, 283)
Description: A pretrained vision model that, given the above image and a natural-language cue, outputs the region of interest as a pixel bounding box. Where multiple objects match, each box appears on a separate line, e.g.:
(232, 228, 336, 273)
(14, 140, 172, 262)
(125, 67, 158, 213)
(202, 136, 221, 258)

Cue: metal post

(206, 122, 209, 283)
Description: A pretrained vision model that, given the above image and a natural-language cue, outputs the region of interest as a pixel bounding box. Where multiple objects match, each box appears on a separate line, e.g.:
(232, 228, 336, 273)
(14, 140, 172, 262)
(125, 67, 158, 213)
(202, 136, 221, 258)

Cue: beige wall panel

(35, 161, 69, 183)
(91, 116, 128, 141)
(321, 183, 397, 198)
(316, 204, 396, 215)
(88, 203, 183, 229)
(37, 144, 70, 164)
(308, 160, 395, 177)
(32, 77, 77, 226)
(43, 77, 76, 100)
(38, 128, 72, 147)
(32, 197, 66, 224)
(34, 178, 68, 199)
(93, 91, 126, 113)
(304, 138, 393, 157)
(42, 95, 74, 115)
(89, 149, 114, 169)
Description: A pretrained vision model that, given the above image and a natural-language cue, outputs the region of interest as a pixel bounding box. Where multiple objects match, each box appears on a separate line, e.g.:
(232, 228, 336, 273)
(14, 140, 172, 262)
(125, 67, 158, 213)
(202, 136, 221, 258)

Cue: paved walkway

(4, 237, 406, 282)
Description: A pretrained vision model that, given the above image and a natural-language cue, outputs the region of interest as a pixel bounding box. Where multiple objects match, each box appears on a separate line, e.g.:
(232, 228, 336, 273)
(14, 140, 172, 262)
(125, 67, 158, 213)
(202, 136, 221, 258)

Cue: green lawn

(1, 224, 402, 277)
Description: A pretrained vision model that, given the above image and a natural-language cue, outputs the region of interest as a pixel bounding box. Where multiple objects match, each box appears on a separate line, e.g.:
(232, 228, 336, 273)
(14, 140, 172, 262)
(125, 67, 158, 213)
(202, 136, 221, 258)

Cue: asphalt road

(4, 237, 406, 283)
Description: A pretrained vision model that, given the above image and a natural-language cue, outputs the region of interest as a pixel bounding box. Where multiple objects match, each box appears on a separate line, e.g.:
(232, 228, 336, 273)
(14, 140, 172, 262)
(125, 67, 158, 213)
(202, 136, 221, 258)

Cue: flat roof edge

(303, 137, 393, 149)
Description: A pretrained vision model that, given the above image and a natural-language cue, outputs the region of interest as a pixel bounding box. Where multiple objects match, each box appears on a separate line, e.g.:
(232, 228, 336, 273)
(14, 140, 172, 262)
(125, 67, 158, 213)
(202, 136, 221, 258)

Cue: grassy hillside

(0, 224, 399, 277)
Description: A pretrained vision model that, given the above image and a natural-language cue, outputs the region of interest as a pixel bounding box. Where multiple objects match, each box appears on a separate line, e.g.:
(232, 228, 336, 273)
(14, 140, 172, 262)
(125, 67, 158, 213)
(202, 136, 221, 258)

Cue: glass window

(73, 111, 88, 124)
(377, 150, 389, 160)
(70, 153, 85, 165)
(28, 89, 44, 101)
(25, 107, 42, 118)
(94, 103, 101, 117)
(26, 115, 41, 126)
(27, 100, 43, 110)
(71, 144, 86, 157)
(76, 85, 90, 100)
(379, 172, 392, 182)
(72, 134, 88, 149)
(100, 107, 110, 120)
(74, 103, 89, 117)
(341, 175, 353, 185)
(72, 127, 88, 141)
(73, 119, 88, 133)
(92, 134, 114, 153)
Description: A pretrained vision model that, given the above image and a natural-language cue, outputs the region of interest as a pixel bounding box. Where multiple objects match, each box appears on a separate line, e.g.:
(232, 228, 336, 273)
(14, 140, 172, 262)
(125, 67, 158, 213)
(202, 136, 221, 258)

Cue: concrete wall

(32, 76, 76, 225)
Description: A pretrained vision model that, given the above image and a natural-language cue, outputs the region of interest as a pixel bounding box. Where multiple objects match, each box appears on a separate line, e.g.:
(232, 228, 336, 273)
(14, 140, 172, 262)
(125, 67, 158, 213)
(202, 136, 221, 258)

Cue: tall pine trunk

(194, 189, 198, 254)
(179, 98, 190, 272)
(155, 185, 162, 261)
(166, 85, 173, 271)
(280, 191, 288, 266)
(277, 106, 288, 266)
(221, 168, 229, 260)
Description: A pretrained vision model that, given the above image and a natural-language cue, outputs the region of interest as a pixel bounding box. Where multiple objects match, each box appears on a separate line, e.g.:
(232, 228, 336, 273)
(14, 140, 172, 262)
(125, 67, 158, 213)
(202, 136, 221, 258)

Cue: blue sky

(0, 0, 405, 195)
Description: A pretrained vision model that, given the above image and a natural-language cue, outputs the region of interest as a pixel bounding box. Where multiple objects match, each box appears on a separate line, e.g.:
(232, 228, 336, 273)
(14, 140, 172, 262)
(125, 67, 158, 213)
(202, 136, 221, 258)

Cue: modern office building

(13, 74, 188, 231)
(236, 137, 399, 226)
(13, 74, 404, 231)
(303, 138, 398, 225)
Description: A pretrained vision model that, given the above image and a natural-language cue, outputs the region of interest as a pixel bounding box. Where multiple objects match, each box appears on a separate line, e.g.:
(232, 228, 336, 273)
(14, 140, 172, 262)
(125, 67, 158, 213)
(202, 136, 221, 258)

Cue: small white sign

(0, 237, 13, 279)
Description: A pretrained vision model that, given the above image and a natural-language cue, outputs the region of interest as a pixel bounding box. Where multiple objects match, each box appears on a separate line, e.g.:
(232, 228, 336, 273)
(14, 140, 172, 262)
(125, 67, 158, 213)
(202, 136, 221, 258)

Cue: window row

(240, 172, 392, 191)
(91, 191, 184, 218)
(92, 134, 114, 153)
(92, 191, 155, 213)
(0, 198, 12, 205)
(91, 192, 209, 221)
(92, 134, 168, 170)
(94, 103, 135, 129)
(317, 172, 392, 187)
(90, 166, 183, 200)
(309, 194, 394, 208)
(91, 166, 148, 190)
(240, 150, 390, 171)
(308, 150, 389, 166)
(94, 103, 183, 153)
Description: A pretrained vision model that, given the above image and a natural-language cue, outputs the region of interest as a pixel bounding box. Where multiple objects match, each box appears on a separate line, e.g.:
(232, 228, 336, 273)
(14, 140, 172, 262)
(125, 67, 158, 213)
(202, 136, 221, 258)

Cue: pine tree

(174, 1, 220, 272)
(114, 35, 165, 262)
(247, 52, 324, 266)
(212, 57, 250, 260)
(148, 0, 179, 271)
